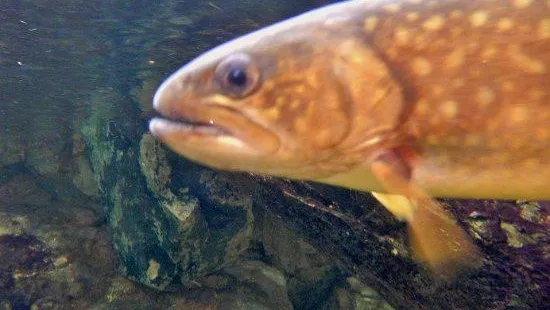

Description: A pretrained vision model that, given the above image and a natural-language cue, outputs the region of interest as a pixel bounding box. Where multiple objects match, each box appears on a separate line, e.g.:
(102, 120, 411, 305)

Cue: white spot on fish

(445, 48, 465, 69)
(394, 27, 410, 45)
(440, 100, 458, 118)
(538, 18, 550, 39)
(412, 57, 432, 76)
(477, 86, 496, 107)
(422, 15, 445, 31)
(481, 45, 497, 58)
(497, 18, 514, 31)
(470, 11, 489, 27)
(406, 12, 419, 22)
(513, 0, 533, 9)
(383, 3, 401, 13)
(507, 44, 546, 73)
(364, 17, 378, 32)
(509, 106, 529, 123)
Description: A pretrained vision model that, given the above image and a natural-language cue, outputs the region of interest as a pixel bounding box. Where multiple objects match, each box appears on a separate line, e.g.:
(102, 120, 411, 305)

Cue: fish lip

(149, 116, 230, 137)
(154, 111, 232, 136)
(151, 100, 281, 155)
(152, 101, 254, 139)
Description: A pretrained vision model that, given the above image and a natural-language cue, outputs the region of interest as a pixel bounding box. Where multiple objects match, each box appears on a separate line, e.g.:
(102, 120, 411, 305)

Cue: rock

(25, 117, 71, 177)
(0, 124, 25, 168)
(222, 261, 293, 310)
(0, 234, 52, 291)
(346, 277, 395, 310)
(321, 277, 396, 310)
(0, 172, 53, 207)
(72, 133, 101, 199)
(0, 170, 116, 309)
(79, 86, 256, 290)
(254, 207, 345, 309)
(243, 177, 550, 309)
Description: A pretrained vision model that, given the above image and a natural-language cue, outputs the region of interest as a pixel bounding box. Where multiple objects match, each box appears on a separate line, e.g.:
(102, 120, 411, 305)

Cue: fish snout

(153, 72, 193, 117)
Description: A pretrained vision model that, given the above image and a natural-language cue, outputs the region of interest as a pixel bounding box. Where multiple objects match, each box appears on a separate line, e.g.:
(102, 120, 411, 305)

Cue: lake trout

(149, 0, 550, 277)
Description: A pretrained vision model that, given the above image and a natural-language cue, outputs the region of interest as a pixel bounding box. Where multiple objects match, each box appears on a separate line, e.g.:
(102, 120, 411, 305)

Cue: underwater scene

(1, 0, 549, 309)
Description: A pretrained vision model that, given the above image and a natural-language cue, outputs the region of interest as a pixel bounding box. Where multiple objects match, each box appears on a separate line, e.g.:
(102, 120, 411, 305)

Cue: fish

(149, 0, 550, 277)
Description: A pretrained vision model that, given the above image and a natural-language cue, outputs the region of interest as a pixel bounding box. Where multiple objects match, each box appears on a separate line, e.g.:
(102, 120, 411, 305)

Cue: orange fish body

(150, 0, 550, 276)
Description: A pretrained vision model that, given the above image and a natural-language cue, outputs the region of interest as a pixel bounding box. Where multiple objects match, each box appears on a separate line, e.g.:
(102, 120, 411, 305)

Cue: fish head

(150, 10, 404, 180)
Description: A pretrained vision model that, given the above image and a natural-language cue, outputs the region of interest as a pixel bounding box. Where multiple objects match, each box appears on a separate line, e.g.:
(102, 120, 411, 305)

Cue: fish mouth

(149, 101, 281, 162)
(150, 112, 231, 137)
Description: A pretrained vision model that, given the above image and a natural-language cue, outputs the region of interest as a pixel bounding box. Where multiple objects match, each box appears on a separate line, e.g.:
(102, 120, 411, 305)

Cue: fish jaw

(149, 118, 265, 168)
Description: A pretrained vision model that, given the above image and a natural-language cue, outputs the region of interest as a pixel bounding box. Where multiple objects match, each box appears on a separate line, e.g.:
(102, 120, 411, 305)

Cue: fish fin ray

(369, 150, 480, 278)
(371, 192, 413, 221)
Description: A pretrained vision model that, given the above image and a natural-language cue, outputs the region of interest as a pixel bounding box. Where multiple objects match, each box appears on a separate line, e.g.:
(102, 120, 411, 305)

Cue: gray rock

(0, 170, 115, 309)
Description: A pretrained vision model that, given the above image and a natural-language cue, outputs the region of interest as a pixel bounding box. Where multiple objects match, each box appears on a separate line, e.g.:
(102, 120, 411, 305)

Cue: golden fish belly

(410, 145, 550, 200)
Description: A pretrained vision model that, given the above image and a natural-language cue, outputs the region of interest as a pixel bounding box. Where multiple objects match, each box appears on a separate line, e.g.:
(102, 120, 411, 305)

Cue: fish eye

(227, 67, 247, 87)
(215, 53, 260, 98)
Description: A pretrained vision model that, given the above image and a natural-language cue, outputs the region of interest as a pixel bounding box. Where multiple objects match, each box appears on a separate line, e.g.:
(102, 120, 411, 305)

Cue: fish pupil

(227, 68, 247, 87)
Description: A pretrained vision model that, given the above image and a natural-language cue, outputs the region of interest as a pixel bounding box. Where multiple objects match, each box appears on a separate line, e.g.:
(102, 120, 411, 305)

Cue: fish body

(150, 0, 550, 276)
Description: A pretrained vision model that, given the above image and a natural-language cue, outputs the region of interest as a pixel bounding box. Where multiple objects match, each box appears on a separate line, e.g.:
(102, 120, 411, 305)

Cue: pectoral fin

(369, 150, 480, 278)
(371, 192, 413, 221)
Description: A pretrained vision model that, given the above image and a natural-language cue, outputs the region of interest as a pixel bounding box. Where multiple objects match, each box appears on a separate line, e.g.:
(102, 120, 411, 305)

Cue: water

(1, 0, 548, 309)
